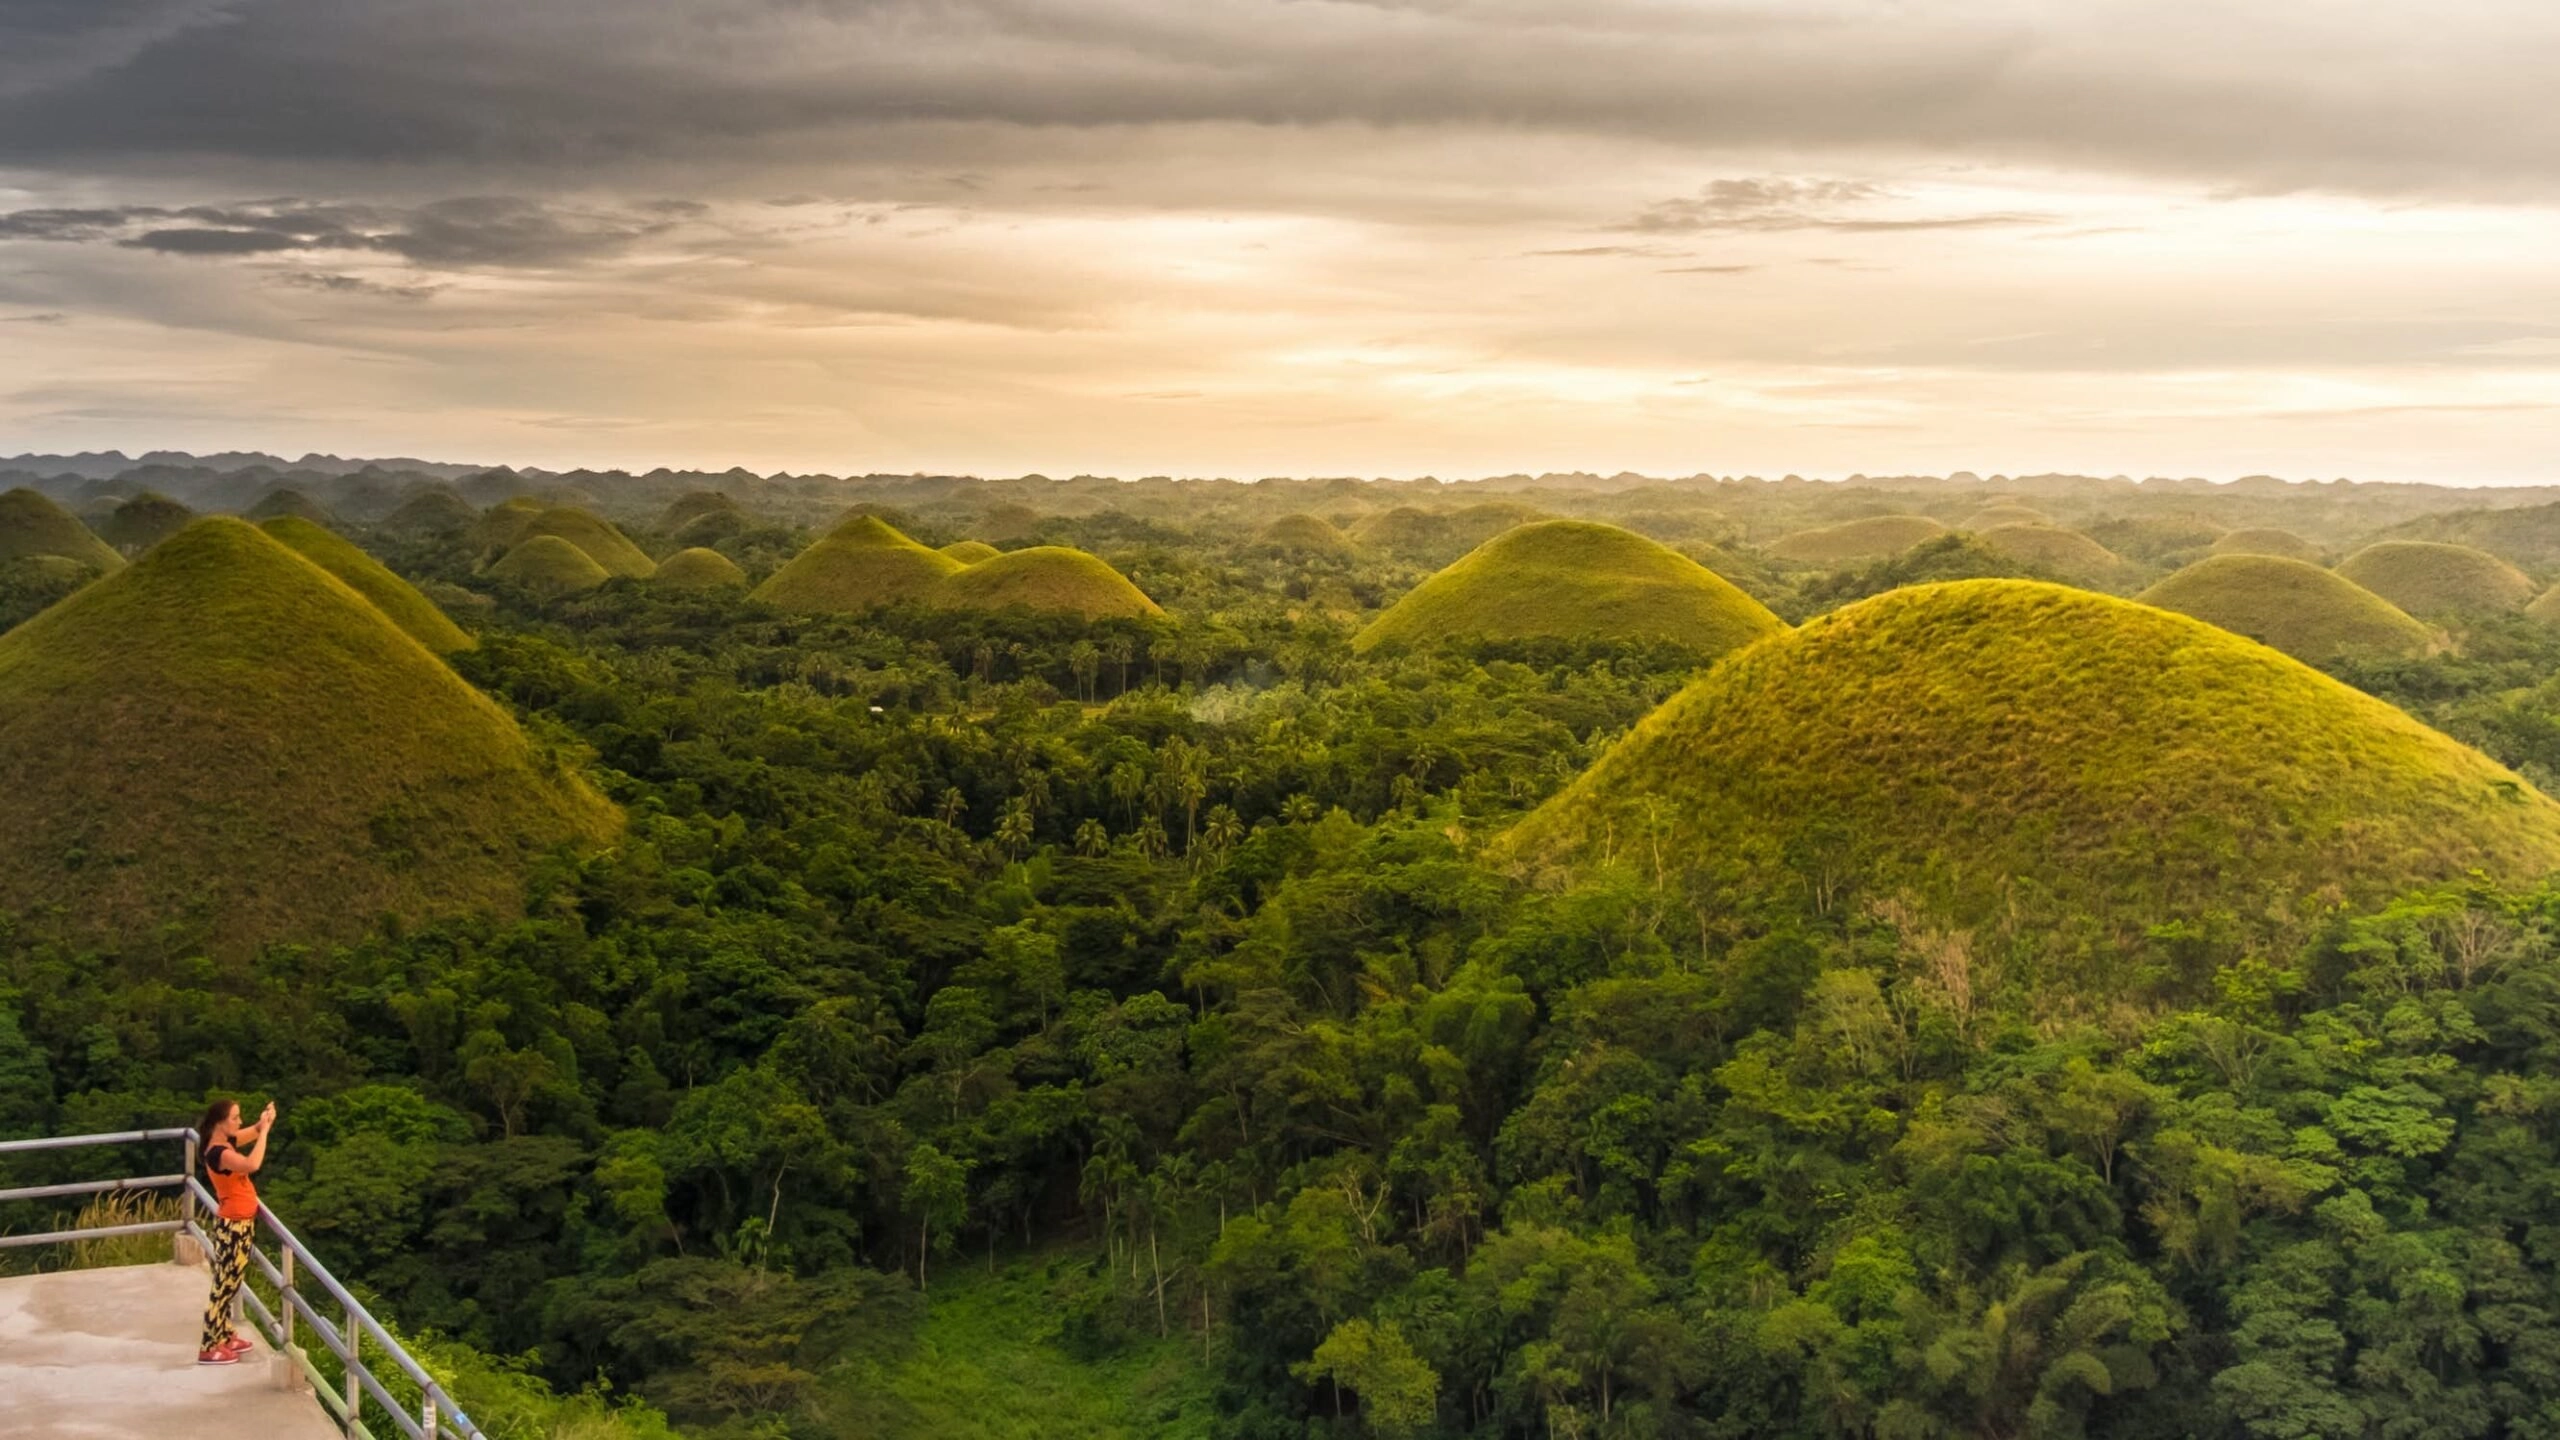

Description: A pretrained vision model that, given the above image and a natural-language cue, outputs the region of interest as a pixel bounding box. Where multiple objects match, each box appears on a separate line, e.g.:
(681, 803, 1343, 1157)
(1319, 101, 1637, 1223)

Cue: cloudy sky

(2, 1, 2557, 481)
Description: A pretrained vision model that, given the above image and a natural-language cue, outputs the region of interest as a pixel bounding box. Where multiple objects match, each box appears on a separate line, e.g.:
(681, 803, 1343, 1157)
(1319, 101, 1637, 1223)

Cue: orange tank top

(204, 1143, 259, 1221)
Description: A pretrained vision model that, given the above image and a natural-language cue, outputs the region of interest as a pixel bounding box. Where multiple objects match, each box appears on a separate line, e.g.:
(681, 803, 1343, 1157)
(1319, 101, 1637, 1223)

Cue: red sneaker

(198, 1347, 241, 1365)
(221, 1334, 256, 1355)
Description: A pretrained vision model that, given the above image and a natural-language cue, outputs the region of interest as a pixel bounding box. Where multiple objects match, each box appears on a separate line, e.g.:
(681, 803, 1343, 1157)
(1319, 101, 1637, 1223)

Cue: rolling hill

(517, 507, 656, 579)
(489, 536, 613, 595)
(652, 547, 748, 589)
(2211, 528, 2324, 564)
(657, 490, 743, 533)
(0, 487, 124, 575)
(940, 540, 1004, 565)
(2336, 540, 2535, 616)
(1354, 520, 1784, 657)
(934, 546, 1163, 620)
(1259, 514, 1356, 557)
(0, 518, 619, 953)
(2137, 554, 2432, 663)
(1964, 504, 2053, 530)
(245, 487, 337, 527)
(1767, 514, 1948, 566)
(753, 515, 963, 613)
(100, 493, 196, 554)
(381, 487, 480, 536)
(1975, 523, 2138, 589)
(1500, 580, 2560, 993)
(260, 517, 472, 652)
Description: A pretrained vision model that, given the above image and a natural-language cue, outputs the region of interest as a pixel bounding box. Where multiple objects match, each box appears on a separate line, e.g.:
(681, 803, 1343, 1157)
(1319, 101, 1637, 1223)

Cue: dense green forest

(17, 465, 2560, 1439)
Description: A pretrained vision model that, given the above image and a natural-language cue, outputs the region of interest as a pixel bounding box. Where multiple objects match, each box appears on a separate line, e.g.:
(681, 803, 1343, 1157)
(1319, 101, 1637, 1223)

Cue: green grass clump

(1767, 514, 1948, 566)
(656, 489, 742, 532)
(0, 518, 620, 954)
(1355, 520, 1783, 657)
(381, 487, 479, 536)
(261, 516, 472, 652)
(2138, 554, 2433, 663)
(935, 546, 1163, 620)
(100, 492, 195, 554)
(1975, 522, 2138, 589)
(1257, 514, 1354, 557)
(489, 535, 614, 595)
(651, 546, 747, 589)
(2211, 527, 2324, 564)
(0, 487, 123, 574)
(1500, 580, 2560, 990)
(753, 515, 964, 614)
(245, 487, 336, 527)
(941, 539, 1004, 565)
(2336, 540, 2535, 616)
(826, 1254, 1211, 1440)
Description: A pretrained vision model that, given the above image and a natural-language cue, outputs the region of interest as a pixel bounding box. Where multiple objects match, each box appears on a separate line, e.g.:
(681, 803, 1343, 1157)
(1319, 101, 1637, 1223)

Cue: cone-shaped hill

(259, 517, 470, 652)
(1259, 514, 1356, 557)
(246, 488, 336, 527)
(1500, 581, 2560, 990)
(934, 546, 1163, 620)
(2212, 528, 2324, 564)
(2527, 586, 2560, 628)
(657, 490, 742, 533)
(2336, 541, 2535, 616)
(1351, 506, 1445, 554)
(753, 515, 962, 613)
(1975, 523, 2138, 589)
(471, 496, 547, 550)
(1355, 520, 1783, 657)
(101, 493, 195, 554)
(489, 535, 612, 595)
(382, 487, 479, 537)
(495, 507, 654, 578)
(1965, 503, 2053, 530)
(0, 488, 123, 575)
(2138, 554, 2433, 663)
(940, 540, 1003, 565)
(1767, 514, 1947, 566)
(652, 547, 747, 589)
(0, 519, 619, 953)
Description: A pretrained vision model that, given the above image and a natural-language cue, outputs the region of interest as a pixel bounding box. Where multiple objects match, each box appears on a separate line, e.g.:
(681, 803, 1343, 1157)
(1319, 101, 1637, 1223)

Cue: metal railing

(0, 1128, 483, 1440)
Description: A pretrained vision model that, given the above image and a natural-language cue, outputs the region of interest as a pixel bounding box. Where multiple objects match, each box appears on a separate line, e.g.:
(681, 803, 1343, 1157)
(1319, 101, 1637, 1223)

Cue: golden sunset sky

(3, 2, 2557, 481)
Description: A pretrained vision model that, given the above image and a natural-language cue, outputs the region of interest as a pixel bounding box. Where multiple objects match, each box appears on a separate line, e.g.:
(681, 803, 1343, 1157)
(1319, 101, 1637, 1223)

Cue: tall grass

(66, 1188, 184, 1270)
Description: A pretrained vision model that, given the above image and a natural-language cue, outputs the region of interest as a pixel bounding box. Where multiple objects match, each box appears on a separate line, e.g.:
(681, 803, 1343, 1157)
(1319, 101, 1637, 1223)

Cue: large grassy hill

(2211, 527, 2323, 564)
(489, 535, 613, 595)
(100, 492, 195, 554)
(2336, 540, 2535, 616)
(940, 540, 1003, 565)
(1767, 514, 1947, 566)
(0, 517, 620, 953)
(754, 515, 963, 613)
(935, 546, 1163, 620)
(0, 487, 124, 574)
(651, 546, 747, 589)
(246, 487, 336, 527)
(261, 516, 472, 652)
(656, 490, 742, 533)
(382, 487, 479, 536)
(1259, 513, 1355, 557)
(1974, 523, 2137, 589)
(2138, 554, 2433, 663)
(520, 508, 656, 578)
(1499, 580, 2560, 996)
(1355, 520, 1783, 657)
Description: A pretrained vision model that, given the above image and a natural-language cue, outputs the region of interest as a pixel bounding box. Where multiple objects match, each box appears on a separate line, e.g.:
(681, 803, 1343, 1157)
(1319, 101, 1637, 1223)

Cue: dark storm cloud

(0, 1, 2554, 202)
(1, 197, 686, 268)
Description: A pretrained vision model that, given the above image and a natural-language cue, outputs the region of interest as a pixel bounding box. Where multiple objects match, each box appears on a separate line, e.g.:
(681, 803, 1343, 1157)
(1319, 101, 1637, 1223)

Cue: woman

(194, 1097, 275, 1366)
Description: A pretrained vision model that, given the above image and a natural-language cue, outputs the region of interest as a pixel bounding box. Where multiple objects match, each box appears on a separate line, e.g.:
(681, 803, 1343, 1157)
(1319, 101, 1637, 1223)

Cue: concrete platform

(0, 1263, 338, 1440)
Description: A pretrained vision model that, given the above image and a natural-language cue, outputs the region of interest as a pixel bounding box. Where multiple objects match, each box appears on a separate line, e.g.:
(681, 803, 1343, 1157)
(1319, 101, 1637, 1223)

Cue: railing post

(422, 1386, 441, 1440)
(281, 1248, 298, 1347)
(176, 1130, 202, 1266)
(344, 1300, 363, 1440)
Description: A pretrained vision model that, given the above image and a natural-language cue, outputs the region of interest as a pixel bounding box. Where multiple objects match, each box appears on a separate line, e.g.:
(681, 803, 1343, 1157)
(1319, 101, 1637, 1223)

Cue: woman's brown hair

(195, 1097, 239, 1149)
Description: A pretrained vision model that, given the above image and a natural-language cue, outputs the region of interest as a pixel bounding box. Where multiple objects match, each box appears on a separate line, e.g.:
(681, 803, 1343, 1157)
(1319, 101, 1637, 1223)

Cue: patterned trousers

(202, 1217, 254, 1351)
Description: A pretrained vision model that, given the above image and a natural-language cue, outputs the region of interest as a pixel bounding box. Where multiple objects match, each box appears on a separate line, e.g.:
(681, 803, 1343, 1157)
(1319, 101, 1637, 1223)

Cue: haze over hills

(1501, 580, 2560, 999)
(0, 518, 618, 953)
